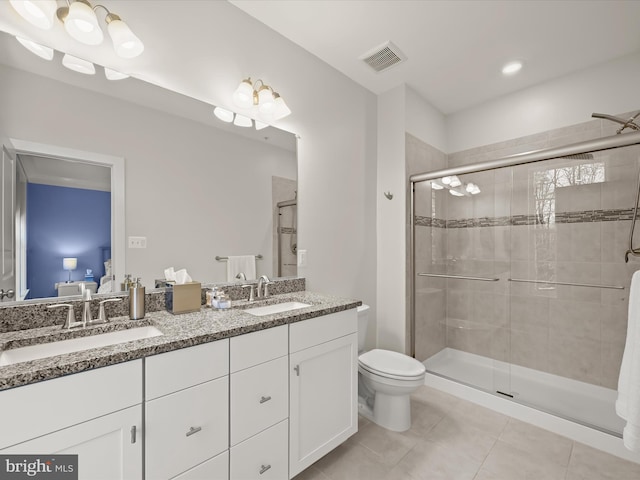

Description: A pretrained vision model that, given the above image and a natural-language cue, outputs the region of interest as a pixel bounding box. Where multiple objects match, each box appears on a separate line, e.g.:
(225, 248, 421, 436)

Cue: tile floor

(293, 386, 640, 480)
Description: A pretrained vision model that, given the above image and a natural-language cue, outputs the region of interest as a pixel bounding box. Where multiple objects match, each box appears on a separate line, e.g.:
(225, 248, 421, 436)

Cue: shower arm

(592, 112, 640, 134)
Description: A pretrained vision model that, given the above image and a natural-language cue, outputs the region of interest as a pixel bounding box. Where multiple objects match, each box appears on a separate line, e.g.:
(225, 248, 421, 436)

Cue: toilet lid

(358, 349, 426, 378)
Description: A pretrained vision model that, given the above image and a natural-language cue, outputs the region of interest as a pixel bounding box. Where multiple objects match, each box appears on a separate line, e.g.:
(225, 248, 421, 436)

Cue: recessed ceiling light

(502, 61, 523, 76)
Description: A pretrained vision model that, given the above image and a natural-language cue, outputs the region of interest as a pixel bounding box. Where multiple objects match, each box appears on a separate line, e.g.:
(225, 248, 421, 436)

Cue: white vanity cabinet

(288, 309, 358, 477)
(0, 360, 143, 480)
(145, 340, 229, 480)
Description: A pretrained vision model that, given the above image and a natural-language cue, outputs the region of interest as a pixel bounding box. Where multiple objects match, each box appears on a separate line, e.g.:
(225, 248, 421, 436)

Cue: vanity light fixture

(233, 114, 253, 128)
(232, 77, 291, 123)
(10, 0, 144, 58)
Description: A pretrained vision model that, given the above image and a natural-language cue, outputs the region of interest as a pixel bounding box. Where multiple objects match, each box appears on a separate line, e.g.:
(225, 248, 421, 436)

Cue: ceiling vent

(360, 41, 407, 73)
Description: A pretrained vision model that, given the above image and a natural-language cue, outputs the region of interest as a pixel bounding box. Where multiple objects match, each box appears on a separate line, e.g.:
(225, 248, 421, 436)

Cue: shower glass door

(414, 142, 640, 435)
(414, 168, 512, 396)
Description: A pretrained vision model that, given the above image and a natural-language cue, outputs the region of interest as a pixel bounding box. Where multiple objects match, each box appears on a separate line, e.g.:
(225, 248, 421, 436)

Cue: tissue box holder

(165, 281, 202, 314)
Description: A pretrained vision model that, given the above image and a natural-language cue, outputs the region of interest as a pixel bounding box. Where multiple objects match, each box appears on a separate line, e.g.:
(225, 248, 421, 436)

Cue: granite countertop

(0, 291, 360, 391)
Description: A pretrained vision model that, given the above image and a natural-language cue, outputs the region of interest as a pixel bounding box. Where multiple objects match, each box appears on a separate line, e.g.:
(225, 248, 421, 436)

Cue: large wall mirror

(0, 31, 298, 304)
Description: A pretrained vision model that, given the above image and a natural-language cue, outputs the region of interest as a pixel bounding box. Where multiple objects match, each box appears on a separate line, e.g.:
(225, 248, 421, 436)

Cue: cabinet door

(1, 405, 142, 480)
(289, 333, 357, 478)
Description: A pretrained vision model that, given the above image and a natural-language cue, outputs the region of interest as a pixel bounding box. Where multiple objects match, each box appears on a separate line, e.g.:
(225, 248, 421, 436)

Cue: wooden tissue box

(165, 281, 202, 314)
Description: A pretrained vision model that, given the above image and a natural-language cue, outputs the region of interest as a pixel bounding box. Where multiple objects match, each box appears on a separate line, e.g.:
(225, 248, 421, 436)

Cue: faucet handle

(97, 298, 122, 323)
(241, 284, 255, 302)
(47, 304, 79, 329)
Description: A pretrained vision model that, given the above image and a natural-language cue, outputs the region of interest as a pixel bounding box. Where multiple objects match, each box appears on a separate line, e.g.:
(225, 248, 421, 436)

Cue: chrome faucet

(47, 303, 83, 329)
(80, 284, 93, 326)
(256, 275, 271, 299)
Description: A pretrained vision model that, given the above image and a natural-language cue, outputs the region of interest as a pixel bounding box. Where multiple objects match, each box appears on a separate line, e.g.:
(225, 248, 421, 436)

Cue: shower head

(592, 111, 640, 134)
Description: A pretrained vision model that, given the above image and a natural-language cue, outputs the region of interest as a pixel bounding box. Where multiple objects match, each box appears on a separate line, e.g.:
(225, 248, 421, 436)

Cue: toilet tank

(357, 304, 369, 352)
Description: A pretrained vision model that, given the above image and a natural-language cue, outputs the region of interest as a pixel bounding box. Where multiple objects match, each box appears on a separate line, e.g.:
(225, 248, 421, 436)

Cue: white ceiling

(0, 0, 638, 122)
(231, 0, 640, 114)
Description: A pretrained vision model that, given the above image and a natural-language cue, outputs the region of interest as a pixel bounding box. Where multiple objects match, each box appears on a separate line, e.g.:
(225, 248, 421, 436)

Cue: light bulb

(62, 53, 95, 75)
(233, 78, 254, 109)
(15, 36, 54, 60)
(107, 16, 144, 58)
(233, 114, 252, 128)
(213, 107, 234, 123)
(9, 0, 57, 29)
(63, 0, 103, 45)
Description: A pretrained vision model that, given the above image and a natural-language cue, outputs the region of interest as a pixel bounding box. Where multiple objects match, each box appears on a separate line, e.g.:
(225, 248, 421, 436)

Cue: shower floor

(424, 348, 625, 435)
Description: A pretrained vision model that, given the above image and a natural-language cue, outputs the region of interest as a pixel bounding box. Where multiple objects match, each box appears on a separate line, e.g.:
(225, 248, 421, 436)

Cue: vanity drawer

(171, 450, 228, 480)
(230, 324, 288, 372)
(146, 376, 229, 480)
(290, 309, 357, 353)
(230, 419, 288, 480)
(145, 339, 229, 400)
(230, 355, 288, 446)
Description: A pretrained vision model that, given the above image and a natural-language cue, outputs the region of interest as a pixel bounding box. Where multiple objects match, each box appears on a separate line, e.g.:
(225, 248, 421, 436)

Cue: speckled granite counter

(0, 291, 360, 391)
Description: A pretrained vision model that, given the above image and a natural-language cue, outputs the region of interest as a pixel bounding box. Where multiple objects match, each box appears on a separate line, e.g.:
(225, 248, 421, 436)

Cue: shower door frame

(409, 130, 640, 358)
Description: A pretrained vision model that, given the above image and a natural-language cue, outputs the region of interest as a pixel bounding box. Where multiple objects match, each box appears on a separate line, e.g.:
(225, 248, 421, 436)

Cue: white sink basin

(0, 326, 163, 367)
(245, 301, 311, 317)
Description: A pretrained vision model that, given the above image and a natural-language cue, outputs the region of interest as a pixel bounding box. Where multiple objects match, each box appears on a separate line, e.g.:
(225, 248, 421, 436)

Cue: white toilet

(357, 304, 426, 432)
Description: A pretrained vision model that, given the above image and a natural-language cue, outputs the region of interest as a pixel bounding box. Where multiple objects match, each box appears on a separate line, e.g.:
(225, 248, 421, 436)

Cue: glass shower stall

(410, 131, 640, 436)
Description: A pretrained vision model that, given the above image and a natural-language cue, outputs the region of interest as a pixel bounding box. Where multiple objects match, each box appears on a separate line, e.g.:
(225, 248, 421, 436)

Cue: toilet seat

(358, 349, 426, 380)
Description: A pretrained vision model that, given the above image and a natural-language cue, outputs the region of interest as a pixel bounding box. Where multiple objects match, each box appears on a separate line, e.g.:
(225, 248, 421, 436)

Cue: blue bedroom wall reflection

(26, 183, 111, 299)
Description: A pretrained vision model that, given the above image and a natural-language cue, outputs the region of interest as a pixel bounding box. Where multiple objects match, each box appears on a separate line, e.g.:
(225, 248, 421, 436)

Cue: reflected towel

(226, 255, 256, 281)
(617, 269, 640, 451)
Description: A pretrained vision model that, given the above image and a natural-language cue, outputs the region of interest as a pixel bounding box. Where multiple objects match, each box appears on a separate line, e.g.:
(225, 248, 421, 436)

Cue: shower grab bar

(418, 273, 500, 282)
(508, 278, 624, 290)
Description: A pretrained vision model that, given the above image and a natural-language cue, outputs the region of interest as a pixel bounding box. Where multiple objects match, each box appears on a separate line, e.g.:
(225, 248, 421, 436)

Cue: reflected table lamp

(63, 257, 77, 283)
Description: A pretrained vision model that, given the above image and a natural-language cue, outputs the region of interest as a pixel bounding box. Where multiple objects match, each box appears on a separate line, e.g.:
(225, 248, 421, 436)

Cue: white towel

(226, 255, 256, 281)
(617, 269, 640, 451)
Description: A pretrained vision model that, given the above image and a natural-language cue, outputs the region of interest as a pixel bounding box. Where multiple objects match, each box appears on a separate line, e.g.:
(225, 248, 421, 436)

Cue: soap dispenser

(129, 277, 145, 320)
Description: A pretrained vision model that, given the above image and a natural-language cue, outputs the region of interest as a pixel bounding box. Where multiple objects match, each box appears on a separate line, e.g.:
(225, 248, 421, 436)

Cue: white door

(289, 333, 358, 478)
(0, 145, 15, 302)
(1, 405, 143, 480)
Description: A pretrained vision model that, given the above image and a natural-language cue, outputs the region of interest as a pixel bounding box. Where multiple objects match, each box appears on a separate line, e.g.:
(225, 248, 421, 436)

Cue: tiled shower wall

(411, 113, 640, 390)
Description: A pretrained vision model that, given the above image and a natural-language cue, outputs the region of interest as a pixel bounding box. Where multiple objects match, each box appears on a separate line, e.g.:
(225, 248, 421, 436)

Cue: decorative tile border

(416, 208, 636, 229)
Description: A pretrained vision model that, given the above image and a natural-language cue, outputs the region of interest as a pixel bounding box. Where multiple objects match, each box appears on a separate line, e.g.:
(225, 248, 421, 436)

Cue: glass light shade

(15, 36, 54, 60)
(465, 183, 475, 193)
(62, 53, 95, 75)
(471, 186, 481, 195)
(233, 114, 252, 128)
(63, 257, 78, 271)
(272, 94, 291, 120)
(64, 0, 103, 45)
(233, 79, 254, 109)
(449, 189, 464, 197)
(257, 86, 275, 114)
(213, 107, 234, 123)
(254, 120, 269, 131)
(431, 182, 444, 190)
(9, 0, 57, 29)
(107, 19, 144, 58)
(441, 176, 451, 185)
(449, 175, 462, 188)
(104, 67, 129, 80)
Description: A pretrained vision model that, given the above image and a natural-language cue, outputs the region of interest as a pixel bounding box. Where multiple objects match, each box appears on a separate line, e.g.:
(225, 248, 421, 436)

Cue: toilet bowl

(357, 305, 426, 432)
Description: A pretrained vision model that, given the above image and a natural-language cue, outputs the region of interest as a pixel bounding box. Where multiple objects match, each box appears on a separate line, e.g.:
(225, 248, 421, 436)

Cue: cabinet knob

(259, 464, 271, 475)
(259, 395, 272, 404)
(186, 426, 202, 437)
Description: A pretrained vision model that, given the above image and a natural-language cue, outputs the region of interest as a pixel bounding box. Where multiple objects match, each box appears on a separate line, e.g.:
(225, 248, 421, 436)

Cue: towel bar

(508, 278, 624, 290)
(215, 255, 263, 261)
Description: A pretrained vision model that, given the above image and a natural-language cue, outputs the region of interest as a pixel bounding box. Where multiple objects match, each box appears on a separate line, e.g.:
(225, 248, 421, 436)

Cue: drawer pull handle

(259, 464, 271, 475)
(186, 426, 202, 437)
(130, 425, 136, 444)
(259, 395, 272, 404)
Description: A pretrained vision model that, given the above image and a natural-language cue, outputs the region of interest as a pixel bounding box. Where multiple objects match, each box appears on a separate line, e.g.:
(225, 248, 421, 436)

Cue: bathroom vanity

(0, 290, 359, 479)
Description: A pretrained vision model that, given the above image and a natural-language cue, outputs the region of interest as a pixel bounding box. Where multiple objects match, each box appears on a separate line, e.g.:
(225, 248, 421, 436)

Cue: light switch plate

(297, 249, 307, 267)
(128, 236, 147, 248)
